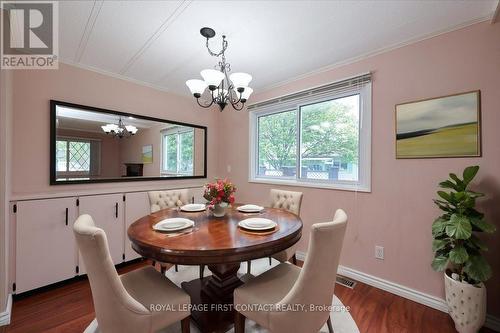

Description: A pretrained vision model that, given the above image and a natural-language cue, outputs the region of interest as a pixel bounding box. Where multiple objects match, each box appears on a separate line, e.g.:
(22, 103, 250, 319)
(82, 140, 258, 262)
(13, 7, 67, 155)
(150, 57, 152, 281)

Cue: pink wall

(11, 63, 218, 197)
(8, 20, 500, 318)
(218, 21, 500, 316)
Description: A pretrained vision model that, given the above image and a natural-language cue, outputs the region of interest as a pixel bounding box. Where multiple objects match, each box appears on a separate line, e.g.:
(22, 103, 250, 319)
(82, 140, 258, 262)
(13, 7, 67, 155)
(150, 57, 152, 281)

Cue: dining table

(127, 204, 303, 333)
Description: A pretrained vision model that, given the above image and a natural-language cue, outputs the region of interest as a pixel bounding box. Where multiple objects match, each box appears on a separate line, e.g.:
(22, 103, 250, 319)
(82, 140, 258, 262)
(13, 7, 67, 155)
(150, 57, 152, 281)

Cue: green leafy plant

(431, 165, 496, 284)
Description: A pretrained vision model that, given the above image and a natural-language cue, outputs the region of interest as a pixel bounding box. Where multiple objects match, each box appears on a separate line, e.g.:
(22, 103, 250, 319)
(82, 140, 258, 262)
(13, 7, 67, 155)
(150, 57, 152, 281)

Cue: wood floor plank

(4, 260, 496, 333)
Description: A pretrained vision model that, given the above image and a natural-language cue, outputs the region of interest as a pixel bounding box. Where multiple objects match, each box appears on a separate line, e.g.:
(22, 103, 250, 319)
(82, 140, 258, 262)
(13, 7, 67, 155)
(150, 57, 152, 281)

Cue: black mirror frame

(50, 100, 208, 185)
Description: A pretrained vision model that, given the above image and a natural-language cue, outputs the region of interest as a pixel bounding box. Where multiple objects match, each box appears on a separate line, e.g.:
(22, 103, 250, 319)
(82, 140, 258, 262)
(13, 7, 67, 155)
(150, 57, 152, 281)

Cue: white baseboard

(0, 294, 12, 326)
(296, 251, 500, 332)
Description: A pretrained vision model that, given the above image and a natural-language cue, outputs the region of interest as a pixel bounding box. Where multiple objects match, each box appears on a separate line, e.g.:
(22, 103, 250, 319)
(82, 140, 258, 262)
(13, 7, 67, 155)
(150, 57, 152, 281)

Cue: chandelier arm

(230, 100, 246, 111)
(196, 97, 215, 108)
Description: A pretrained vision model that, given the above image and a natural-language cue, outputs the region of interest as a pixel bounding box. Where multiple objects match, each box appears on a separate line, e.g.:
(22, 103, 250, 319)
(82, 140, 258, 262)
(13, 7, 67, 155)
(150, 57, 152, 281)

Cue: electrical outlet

(375, 245, 384, 260)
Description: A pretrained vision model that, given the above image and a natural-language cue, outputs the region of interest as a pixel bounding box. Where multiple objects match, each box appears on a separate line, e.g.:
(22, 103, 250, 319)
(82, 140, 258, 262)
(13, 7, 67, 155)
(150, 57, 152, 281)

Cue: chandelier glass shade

(101, 117, 138, 138)
(186, 27, 253, 111)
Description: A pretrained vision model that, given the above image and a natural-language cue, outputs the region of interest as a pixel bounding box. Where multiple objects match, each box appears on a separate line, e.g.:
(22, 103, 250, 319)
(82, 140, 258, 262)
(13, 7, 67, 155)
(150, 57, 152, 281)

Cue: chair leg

(246, 261, 251, 274)
(175, 264, 179, 272)
(199, 265, 205, 279)
(234, 311, 246, 333)
(327, 315, 334, 333)
(160, 265, 166, 275)
(181, 316, 190, 333)
(268, 257, 272, 266)
(151, 260, 156, 267)
(292, 254, 297, 266)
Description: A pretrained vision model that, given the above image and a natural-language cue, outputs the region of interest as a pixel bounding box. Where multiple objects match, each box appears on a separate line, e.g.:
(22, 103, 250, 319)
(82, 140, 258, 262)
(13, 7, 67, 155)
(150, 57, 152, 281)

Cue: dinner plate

(153, 218, 194, 232)
(180, 203, 206, 212)
(237, 204, 264, 213)
(238, 218, 277, 231)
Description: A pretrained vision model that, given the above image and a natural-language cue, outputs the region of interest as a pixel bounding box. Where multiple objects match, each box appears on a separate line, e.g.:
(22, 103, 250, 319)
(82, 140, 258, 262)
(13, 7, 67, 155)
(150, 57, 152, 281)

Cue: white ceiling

(59, 0, 498, 96)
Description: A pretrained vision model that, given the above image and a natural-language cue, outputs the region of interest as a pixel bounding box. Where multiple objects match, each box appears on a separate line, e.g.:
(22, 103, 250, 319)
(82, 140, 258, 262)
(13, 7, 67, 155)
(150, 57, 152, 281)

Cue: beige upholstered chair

(235, 209, 348, 333)
(74, 214, 191, 333)
(148, 189, 190, 213)
(269, 189, 303, 264)
(148, 189, 205, 279)
(247, 189, 303, 274)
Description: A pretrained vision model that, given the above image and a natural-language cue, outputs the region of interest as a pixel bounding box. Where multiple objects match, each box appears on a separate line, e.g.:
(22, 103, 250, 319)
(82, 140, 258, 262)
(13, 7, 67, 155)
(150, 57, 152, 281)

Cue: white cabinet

(78, 194, 124, 272)
(124, 192, 150, 261)
(15, 197, 77, 293)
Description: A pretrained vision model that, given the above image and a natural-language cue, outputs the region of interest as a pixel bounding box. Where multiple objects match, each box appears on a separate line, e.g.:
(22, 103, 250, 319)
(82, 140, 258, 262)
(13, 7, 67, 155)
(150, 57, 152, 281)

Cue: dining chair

(148, 189, 190, 212)
(147, 189, 205, 279)
(73, 214, 191, 333)
(235, 209, 348, 333)
(247, 189, 303, 275)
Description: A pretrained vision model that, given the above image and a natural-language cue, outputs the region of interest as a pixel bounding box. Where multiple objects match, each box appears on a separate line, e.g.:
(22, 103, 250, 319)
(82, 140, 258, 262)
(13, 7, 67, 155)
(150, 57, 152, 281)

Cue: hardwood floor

(5, 260, 495, 333)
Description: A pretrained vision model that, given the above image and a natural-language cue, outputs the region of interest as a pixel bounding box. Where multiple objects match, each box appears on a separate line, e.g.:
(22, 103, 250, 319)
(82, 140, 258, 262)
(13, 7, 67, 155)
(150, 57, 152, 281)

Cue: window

(161, 127, 194, 175)
(56, 138, 100, 177)
(249, 74, 371, 191)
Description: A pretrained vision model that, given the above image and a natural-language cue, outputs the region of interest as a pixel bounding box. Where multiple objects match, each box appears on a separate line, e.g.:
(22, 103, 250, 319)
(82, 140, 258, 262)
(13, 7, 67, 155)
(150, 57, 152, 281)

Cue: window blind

(247, 72, 371, 113)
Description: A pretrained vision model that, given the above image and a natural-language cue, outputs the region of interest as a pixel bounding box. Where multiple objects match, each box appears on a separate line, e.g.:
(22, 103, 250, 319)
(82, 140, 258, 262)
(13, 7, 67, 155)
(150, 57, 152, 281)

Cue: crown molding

(259, 15, 492, 93)
(492, 0, 500, 24)
(58, 59, 190, 99)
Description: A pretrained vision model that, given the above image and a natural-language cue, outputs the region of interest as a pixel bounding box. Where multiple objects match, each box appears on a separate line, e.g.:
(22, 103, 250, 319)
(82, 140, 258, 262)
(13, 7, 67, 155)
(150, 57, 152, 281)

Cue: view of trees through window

(257, 94, 360, 182)
(163, 129, 194, 175)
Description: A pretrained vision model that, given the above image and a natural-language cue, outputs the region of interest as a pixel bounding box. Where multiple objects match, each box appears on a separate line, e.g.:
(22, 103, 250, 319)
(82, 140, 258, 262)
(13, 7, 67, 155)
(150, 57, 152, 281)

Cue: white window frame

(249, 80, 371, 192)
(161, 127, 195, 176)
(56, 136, 100, 177)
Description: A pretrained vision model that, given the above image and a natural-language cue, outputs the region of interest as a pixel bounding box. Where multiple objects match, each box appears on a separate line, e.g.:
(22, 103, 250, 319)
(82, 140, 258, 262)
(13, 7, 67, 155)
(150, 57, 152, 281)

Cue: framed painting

(142, 144, 153, 164)
(395, 91, 481, 159)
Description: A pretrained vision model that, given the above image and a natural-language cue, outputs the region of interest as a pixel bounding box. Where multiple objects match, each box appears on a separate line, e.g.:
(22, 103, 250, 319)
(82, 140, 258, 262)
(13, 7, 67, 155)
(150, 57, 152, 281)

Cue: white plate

(239, 218, 277, 231)
(180, 203, 206, 212)
(237, 204, 264, 213)
(153, 218, 194, 232)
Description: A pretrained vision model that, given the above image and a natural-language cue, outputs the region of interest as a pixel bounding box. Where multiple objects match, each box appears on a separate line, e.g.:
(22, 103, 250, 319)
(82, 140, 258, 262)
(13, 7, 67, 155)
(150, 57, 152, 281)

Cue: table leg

(181, 262, 243, 333)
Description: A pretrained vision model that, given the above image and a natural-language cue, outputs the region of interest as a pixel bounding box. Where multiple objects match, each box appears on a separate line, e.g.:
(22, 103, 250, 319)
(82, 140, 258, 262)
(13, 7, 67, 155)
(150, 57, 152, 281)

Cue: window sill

(248, 177, 371, 193)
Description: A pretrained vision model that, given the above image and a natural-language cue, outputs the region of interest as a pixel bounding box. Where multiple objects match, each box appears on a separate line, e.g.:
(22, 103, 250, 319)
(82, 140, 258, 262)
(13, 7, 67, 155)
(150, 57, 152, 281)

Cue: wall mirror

(50, 100, 207, 184)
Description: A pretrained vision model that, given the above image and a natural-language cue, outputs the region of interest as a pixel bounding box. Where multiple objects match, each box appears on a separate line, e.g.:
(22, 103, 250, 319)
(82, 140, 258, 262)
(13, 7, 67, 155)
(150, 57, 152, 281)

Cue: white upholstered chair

(147, 189, 205, 279)
(269, 189, 303, 264)
(148, 189, 190, 213)
(73, 214, 191, 333)
(235, 209, 348, 333)
(247, 189, 303, 274)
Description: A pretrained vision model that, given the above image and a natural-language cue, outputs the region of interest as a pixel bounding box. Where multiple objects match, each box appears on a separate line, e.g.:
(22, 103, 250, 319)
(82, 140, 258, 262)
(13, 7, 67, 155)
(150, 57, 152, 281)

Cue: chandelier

(101, 117, 138, 138)
(186, 27, 253, 111)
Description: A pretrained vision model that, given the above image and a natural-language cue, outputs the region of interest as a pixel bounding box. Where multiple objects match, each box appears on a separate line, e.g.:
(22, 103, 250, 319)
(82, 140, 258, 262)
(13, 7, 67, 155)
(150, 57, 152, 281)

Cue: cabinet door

(78, 194, 124, 272)
(124, 192, 150, 261)
(15, 197, 77, 293)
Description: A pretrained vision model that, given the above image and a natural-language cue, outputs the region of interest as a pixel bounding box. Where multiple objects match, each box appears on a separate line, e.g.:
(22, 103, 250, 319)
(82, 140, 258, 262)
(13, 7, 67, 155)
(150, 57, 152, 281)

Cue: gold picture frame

(395, 90, 481, 159)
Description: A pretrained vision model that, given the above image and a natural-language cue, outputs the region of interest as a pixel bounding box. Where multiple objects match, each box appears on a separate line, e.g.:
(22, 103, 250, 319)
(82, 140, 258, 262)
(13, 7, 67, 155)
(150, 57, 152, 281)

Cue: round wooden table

(128, 205, 302, 333)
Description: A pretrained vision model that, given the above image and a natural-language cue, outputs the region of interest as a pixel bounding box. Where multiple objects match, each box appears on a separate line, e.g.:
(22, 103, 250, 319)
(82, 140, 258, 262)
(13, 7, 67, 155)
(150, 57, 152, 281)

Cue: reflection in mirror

(51, 101, 206, 184)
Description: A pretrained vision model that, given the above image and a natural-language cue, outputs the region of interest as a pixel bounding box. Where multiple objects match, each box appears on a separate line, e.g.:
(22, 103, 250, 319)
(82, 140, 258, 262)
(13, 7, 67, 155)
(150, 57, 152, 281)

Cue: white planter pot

(444, 272, 486, 333)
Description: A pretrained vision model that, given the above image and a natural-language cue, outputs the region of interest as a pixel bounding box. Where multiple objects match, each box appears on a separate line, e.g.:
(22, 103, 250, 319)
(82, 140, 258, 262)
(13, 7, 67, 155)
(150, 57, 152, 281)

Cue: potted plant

(203, 179, 236, 217)
(431, 166, 496, 333)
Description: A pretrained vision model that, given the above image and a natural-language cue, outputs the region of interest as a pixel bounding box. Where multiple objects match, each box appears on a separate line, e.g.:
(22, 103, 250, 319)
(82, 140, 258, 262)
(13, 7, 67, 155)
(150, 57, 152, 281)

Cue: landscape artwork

(142, 144, 153, 164)
(396, 91, 480, 158)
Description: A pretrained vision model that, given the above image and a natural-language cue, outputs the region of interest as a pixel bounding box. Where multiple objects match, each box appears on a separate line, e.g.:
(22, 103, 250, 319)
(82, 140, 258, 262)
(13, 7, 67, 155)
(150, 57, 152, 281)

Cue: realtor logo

(1, 1, 58, 69)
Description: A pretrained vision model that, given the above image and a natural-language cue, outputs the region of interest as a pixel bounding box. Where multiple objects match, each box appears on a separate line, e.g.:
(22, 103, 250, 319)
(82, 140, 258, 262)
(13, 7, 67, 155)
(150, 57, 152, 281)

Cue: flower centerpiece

(203, 179, 236, 217)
